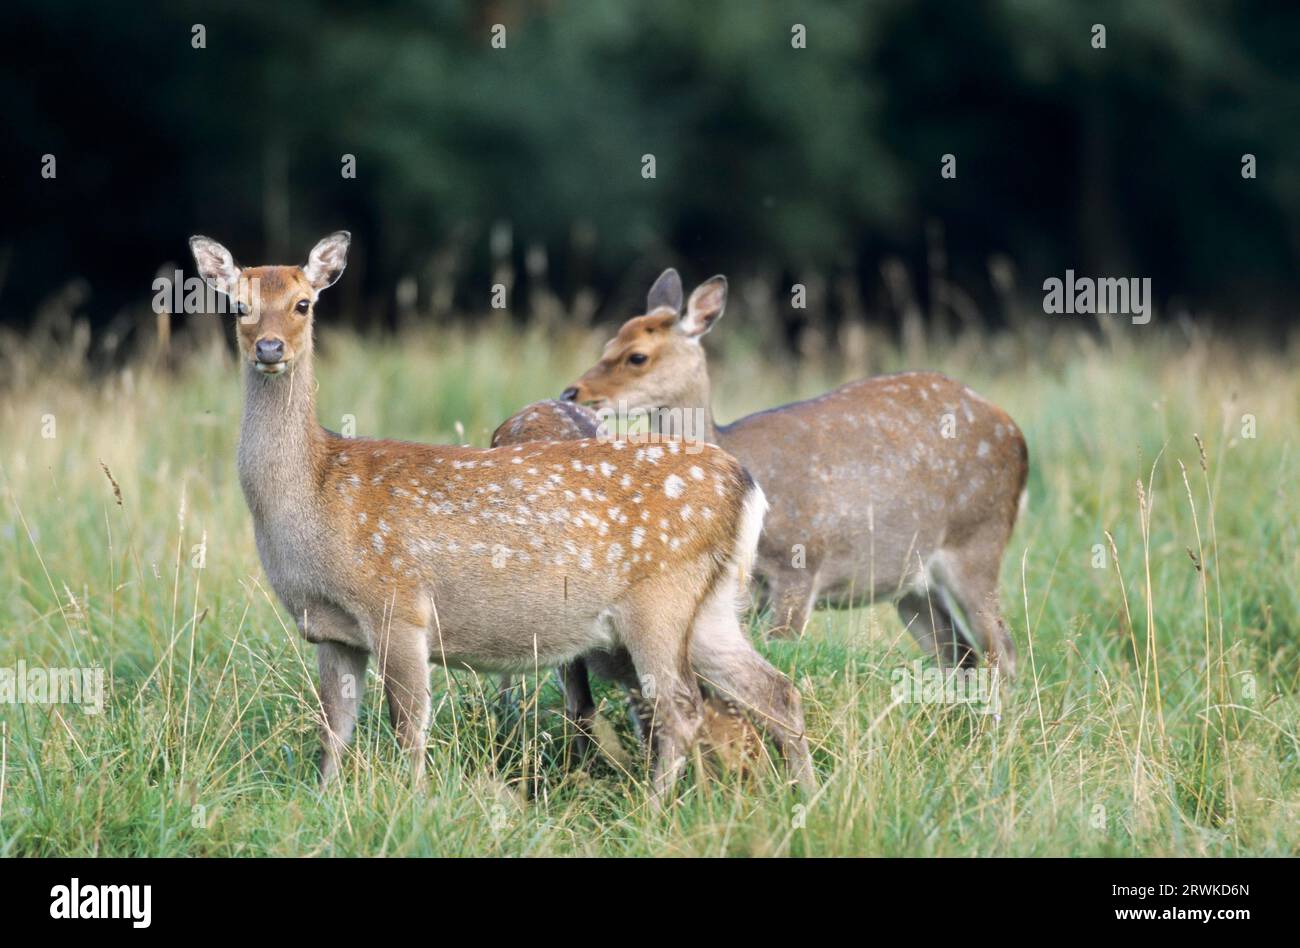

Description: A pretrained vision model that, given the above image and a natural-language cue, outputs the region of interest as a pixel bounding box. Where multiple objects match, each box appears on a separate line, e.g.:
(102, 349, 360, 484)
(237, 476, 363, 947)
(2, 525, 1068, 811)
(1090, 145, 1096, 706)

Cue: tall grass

(0, 316, 1296, 855)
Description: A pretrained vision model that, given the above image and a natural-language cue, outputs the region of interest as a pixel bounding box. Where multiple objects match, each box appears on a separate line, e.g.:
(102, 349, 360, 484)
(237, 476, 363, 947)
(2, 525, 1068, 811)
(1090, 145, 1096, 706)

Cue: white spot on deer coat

(665, 474, 685, 498)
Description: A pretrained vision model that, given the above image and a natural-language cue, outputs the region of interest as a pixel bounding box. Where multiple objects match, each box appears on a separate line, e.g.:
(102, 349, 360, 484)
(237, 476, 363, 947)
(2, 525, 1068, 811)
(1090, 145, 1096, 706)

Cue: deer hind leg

(375, 623, 432, 783)
(690, 577, 815, 792)
(896, 591, 978, 670)
(316, 641, 369, 785)
(764, 567, 817, 640)
(618, 591, 704, 807)
(934, 544, 1017, 678)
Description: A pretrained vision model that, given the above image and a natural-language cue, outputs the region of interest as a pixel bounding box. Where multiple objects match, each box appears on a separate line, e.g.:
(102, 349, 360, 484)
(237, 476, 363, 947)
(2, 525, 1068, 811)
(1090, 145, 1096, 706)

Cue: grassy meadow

(0, 314, 1296, 856)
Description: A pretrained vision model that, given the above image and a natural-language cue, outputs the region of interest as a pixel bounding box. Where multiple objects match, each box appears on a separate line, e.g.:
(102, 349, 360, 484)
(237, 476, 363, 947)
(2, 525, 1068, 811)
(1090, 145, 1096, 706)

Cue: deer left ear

(679, 276, 727, 338)
(303, 231, 351, 291)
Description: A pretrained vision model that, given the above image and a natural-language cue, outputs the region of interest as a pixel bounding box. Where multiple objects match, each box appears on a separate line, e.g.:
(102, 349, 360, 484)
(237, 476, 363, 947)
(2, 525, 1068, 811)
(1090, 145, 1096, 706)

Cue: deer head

(190, 232, 350, 375)
(562, 269, 727, 416)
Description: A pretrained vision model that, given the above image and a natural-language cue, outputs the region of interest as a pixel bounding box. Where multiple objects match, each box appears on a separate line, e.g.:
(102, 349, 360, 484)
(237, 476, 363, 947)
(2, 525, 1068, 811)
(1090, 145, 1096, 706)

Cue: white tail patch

(730, 482, 768, 606)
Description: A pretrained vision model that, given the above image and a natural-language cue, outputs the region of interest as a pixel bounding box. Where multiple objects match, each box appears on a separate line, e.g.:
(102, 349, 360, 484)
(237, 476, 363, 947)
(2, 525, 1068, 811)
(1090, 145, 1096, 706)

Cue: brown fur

(492, 399, 766, 774)
(491, 399, 601, 445)
(564, 271, 1028, 675)
(698, 699, 764, 778)
(190, 236, 814, 802)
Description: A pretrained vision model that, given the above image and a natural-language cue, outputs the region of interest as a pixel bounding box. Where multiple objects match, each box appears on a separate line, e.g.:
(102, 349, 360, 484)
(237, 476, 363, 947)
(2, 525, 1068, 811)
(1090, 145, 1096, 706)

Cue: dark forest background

(2, 0, 1298, 344)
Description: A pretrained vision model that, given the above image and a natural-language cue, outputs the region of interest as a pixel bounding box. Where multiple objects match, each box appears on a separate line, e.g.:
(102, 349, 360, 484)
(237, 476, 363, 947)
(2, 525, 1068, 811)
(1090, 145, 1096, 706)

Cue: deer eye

(627, 352, 648, 366)
(295, 299, 310, 314)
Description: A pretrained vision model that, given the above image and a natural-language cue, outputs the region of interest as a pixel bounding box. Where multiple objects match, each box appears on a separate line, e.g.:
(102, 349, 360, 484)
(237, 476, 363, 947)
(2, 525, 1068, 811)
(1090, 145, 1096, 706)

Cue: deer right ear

(189, 237, 241, 296)
(646, 268, 683, 314)
(679, 276, 727, 338)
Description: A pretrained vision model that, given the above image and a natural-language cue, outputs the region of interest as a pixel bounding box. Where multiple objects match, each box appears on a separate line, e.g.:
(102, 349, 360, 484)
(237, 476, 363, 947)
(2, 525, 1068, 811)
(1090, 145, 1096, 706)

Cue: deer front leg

(556, 657, 597, 760)
(896, 591, 978, 670)
(376, 624, 432, 784)
(317, 641, 369, 785)
(586, 648, 656, 751)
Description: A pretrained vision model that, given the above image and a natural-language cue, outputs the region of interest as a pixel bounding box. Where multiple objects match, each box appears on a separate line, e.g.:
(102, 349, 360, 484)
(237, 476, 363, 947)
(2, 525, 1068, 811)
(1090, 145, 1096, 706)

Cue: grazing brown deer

(190, 235, 813, 801)
(562, 270, 1028, 675)
(491, 399, 765, 773)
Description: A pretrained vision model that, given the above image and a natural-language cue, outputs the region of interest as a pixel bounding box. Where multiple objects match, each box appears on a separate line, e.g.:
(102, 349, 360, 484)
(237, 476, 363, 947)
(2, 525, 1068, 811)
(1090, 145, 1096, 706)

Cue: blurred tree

(1, 0, 1297, 335)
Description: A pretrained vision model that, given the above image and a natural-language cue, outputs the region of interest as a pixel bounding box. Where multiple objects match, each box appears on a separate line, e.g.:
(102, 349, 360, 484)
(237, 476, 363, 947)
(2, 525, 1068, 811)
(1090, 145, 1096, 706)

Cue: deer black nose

(560, 386, 580, 402)
(255, 339, 285, 363)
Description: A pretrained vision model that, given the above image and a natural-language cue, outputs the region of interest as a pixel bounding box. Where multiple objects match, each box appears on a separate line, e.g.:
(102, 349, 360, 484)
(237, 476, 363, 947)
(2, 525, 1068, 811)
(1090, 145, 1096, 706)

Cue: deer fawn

(492, 399, 765, 774)
(190, 235, 813, 801)
(562, 270, 1028, 675)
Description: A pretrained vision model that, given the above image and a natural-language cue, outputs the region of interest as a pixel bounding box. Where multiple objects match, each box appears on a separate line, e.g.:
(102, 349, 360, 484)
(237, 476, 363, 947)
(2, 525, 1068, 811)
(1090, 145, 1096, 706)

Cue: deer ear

(303, 231, 351, 291)
(679, 276, 727, 338)
(646, 268, 683, 314)
(189, 237, 241, 296)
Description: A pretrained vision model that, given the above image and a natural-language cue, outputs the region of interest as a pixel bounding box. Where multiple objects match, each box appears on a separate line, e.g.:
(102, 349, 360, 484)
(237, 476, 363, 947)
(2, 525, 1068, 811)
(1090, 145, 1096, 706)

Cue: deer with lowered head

(491, 399, 765, 773)
(190, 234, 813, 801)
(562, 270, 1028, 675)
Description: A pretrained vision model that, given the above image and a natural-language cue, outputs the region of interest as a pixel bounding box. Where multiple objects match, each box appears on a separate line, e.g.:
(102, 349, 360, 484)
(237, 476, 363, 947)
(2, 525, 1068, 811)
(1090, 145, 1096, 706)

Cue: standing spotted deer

(190, 235, 813, 801)
(492, 399, 764, 773)
(562, 270, 1028, 674)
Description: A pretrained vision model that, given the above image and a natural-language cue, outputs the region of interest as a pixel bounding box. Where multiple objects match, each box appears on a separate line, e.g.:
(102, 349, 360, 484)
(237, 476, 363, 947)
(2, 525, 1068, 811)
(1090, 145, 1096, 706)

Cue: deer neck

(237, 351, 326, 523)
(654, 372, 719, 445)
